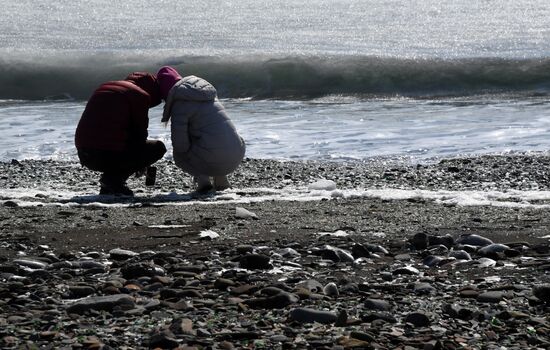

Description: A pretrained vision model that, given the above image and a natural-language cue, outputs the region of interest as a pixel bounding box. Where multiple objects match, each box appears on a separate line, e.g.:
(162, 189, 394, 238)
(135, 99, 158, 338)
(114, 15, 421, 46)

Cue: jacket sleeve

(127, 89, 150, 146)
(171, 114, 191, 153)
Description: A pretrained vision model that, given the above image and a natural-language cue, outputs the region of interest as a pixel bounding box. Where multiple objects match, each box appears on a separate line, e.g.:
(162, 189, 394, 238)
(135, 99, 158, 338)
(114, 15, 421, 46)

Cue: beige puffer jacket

(162, 75, 245, 176)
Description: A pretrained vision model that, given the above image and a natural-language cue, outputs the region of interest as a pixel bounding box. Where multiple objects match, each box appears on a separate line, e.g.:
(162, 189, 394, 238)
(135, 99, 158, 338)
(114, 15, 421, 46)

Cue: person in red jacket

(75, 72, 166, 196)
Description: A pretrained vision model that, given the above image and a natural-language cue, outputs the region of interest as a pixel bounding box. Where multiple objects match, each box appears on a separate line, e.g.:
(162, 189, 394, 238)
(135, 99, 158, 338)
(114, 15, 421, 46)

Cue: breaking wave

(1, 53, 550, 100)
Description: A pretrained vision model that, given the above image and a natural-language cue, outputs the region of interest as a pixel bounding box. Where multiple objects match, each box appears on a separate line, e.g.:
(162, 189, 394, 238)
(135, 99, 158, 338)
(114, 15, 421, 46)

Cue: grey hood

(162, 75, 217, 122)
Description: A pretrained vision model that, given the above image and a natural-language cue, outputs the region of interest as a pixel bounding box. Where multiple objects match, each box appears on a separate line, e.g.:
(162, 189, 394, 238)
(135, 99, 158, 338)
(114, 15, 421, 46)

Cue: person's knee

(149, 140, 167, 160)
(77, 148, 106, 172)
(156, 140, 167, 155)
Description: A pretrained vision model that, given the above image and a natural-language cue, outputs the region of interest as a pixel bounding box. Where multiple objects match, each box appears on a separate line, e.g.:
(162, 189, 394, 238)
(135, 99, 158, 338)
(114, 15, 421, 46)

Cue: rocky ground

(0, 154, 549, 349)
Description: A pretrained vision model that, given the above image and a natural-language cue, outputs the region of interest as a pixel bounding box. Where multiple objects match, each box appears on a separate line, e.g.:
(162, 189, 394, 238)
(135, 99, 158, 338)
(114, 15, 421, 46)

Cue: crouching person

(75, 72, 166, 196)
(157, 66, 245, 192)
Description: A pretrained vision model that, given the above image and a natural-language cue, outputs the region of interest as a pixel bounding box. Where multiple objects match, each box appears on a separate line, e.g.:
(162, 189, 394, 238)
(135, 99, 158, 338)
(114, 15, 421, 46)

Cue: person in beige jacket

(157, 66, 245, 192)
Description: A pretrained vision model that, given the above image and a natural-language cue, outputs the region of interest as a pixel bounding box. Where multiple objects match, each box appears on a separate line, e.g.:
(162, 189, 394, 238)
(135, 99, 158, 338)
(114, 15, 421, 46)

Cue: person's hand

(134, 167, 147, 177)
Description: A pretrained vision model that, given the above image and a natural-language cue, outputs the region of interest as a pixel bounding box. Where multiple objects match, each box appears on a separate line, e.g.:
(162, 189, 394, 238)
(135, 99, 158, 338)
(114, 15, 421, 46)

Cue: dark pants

(78, 140, 166, 185)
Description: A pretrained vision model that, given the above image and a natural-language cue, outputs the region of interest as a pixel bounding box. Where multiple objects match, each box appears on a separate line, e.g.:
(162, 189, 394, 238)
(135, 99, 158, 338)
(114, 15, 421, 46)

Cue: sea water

(3, 96, 550, 162)
(1, 0, 550, 162)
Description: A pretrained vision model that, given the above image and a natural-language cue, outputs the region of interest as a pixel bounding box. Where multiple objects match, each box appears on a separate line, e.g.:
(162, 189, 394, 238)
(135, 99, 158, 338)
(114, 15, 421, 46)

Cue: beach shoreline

(1, 154, 549, 349)
(1, 153, 550, 256)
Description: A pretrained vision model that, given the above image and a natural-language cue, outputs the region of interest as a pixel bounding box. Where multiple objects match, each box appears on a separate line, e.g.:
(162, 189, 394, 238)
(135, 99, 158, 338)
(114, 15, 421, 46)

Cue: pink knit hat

(156, 66, 182, 100)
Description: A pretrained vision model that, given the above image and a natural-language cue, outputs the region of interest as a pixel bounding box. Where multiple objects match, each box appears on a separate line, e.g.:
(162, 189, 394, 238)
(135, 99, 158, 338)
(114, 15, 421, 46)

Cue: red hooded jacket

(75, 72, 161, 152)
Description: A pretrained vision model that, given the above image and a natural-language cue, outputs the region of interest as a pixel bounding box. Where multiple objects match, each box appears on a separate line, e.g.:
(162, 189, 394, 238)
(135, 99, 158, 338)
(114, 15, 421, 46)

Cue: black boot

(99, 174, 134, 197)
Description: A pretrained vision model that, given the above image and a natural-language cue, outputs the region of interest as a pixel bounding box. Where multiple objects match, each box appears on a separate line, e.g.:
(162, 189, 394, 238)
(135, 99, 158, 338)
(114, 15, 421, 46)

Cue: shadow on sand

(66, 190, 219, 205)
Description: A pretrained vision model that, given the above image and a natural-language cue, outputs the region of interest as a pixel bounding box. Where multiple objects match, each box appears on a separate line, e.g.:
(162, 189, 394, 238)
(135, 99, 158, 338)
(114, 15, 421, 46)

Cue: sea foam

(2, 185, 550, 209)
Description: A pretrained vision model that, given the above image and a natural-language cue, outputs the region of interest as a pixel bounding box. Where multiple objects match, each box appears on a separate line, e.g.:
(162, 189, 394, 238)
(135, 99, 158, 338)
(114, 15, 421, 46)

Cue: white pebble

(199, 230, 220, 239)
(235, 207, 258, 219)
(308, 179, 337, 191)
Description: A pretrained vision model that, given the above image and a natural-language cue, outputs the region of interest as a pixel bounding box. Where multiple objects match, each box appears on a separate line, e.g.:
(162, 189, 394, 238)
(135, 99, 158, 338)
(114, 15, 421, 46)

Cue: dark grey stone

(236, 245, 255, 254)
(3, 200, 19, 208)
(449, 250, 471, 260)
(68, 285, 96, 298)
(245, 291, 299, 309)
(319, 245, 354, 263)
(214, 278, 237, 290)
(456, 234, 493, 247)
(323, 282, 339, 297)
(533, 285, 550, 303)
(413, 282, 435, 294)
(405, 312, 431, 327)
(428, 234, 454, 248)
(410, 232, 428, 250)
(363, 243, 388, 255)
(109, 248, 138, 260)
(148, 333, 179, 349)
(477, 291, 507, 303)
(364, 298, 391, 311)
(13, 259, 48, 269)
(289, 307, 337, 324)
(392, 266, 420, 275)
(423, 255, 443, 267)
(478, 243, 510, 256)
(350, 331, 375, 342)
(351, 243, 373, 258)
(121, 263, 165, 279)
(442, 303, 474, 320)
(66, 294, 135, 314)
(427, 245, 449, 255)
(239, 254, 272, 270)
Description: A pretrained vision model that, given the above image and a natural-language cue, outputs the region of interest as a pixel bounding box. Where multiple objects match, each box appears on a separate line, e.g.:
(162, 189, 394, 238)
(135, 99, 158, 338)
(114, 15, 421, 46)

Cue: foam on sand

(2, 184, 550, 209)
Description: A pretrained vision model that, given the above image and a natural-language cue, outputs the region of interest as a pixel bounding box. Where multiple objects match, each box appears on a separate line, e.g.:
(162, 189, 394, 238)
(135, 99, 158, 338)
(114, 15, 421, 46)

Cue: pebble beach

(1, 154, 550, 349)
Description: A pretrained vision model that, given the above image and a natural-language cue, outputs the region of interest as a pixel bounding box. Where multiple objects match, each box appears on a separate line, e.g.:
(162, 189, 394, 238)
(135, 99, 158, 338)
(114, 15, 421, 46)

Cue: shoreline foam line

(2, 186, 550, 209)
